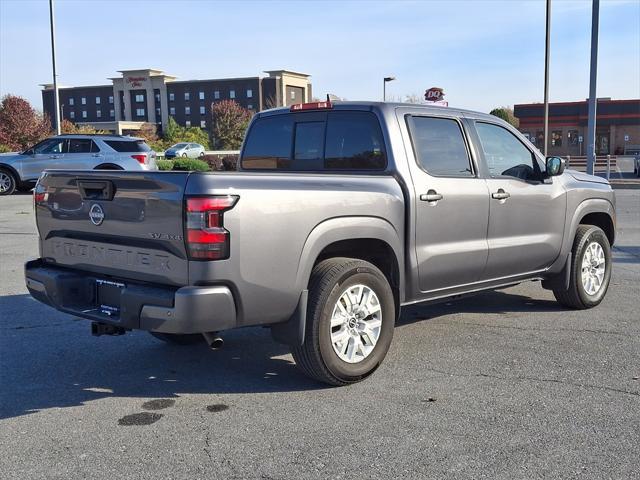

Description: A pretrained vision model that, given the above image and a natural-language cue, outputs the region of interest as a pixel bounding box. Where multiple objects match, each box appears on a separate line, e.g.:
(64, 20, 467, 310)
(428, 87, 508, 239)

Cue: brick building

(514, 98, 640, 156)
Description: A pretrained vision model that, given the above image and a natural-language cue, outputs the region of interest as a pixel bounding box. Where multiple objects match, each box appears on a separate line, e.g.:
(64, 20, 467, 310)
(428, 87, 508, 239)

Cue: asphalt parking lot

(1, 191, 638, 480)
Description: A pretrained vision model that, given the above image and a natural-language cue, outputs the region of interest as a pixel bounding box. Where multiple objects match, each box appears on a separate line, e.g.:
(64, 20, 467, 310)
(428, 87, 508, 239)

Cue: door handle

(420, 189, 443, 203)
(491, 189, 510, 200)
(49, 155, 60, 159)
(92, 153, 102, 157)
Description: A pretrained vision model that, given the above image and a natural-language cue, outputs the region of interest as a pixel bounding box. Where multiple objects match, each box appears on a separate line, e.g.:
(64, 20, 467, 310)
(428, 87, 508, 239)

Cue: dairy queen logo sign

(89, 204, 105, 226)
(425, 87, 444, 101)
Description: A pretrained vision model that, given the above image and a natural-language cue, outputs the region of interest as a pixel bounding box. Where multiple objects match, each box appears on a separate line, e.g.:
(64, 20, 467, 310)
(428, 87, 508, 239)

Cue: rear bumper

(24, 259, 237, 334)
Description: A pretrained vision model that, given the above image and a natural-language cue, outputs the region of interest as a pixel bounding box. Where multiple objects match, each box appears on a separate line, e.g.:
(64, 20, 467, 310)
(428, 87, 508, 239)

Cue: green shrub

(157, 159, 174, 171)
(171, 158, 209, 172)
(0, 144, 12, 153)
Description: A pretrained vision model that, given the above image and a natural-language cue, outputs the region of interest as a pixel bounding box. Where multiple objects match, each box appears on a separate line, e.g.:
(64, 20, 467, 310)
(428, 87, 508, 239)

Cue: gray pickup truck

(25, 101, 615, 386)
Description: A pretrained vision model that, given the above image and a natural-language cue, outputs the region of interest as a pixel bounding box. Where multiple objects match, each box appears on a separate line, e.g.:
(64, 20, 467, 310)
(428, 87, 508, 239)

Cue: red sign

(126, 76, 146, 88)
(424, 87, 444, 102)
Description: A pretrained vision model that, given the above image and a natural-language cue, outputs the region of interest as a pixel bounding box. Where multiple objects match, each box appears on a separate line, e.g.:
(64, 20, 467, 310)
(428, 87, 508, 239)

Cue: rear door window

(67, 139, 96, 154)
(104, 140, 151, 153)
(407, 116, 473, 177)
(241, 111, 386, 171)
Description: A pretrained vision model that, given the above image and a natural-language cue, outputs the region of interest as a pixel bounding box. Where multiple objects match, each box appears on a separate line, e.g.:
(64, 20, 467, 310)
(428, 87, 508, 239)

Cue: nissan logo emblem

(89, 204, 105, 226)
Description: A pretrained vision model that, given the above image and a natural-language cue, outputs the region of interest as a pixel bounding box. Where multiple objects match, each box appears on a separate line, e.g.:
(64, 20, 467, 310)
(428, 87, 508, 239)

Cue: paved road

(1, 191, 638, 480)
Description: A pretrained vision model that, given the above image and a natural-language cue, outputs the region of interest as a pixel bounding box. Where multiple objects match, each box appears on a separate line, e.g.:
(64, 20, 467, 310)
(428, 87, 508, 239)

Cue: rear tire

(553, 225, 611, 309)
(149, 332, 204, 345)
(0, 168, 17, 196)
(291, 258, 395, 386)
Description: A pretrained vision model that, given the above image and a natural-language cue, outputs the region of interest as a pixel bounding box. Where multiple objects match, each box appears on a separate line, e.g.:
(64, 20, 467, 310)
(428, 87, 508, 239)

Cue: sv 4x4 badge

(89, 204, 105, 226)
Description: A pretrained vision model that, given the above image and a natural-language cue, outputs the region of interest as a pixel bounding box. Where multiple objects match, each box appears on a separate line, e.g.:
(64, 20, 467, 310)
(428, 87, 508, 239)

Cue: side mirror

(546, 156, 565, 177)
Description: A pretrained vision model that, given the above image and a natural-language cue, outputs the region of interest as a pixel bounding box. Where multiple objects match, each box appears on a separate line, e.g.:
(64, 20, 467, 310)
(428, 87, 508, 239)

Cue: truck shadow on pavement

(0, 287, 580, 420)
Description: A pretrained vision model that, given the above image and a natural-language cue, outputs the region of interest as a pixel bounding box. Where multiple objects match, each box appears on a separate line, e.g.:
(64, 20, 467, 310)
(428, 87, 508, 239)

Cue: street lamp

(383, 76, 396, 102)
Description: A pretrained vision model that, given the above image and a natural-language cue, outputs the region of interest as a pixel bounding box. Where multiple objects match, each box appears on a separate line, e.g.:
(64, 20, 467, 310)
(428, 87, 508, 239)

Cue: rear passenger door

(401, 112, 490, 293)
(62, 138, 101, 170)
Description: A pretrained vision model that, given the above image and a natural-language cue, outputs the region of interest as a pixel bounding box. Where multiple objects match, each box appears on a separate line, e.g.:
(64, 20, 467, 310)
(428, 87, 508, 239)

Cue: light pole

(586, 0, 600, 175)
(49, 0, 61, 135)
(543, 0, 551, 156)
(383, 76, 396, 102)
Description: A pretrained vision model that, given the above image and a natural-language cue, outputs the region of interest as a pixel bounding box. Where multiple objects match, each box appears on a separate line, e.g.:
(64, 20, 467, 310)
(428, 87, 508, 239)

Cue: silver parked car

(164, 143, 205, 159)
(0, 134, 157, 195)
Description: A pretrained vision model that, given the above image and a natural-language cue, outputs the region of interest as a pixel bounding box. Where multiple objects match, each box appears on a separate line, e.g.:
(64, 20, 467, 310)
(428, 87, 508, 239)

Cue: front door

(402, 113, 490, 293)
(20, 138, 67, 181)
(473, 121, 566, 280)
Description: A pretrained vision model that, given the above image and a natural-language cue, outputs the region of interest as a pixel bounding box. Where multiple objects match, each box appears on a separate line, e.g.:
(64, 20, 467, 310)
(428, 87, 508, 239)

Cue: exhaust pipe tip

(202, 332, 223, 350)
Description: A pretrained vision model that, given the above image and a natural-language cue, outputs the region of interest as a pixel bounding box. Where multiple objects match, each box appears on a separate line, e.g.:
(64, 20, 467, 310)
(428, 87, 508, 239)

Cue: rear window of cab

(241, 111, 387, 171)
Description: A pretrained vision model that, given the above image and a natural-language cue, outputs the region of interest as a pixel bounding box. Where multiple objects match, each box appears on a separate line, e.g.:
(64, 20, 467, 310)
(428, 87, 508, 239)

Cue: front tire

(292, 258, 395, 386)
(553, 225, 612, 309)
(0, 168, 17, 196)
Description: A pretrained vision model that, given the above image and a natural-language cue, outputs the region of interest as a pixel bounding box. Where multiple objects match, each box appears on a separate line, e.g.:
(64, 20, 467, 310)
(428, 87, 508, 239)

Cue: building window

(185, 120, 191, 127)
(156, 108, 161, 118)
(108, 96, 114, 104)
(214, 91, 220, 99)
(69, 98, 74, 106)
(136, 108, 145, 117)
(247, 89, 253, 98)
(247, 104, 253, 110)
(184, 92, 190, 101)
(109, 109, 114, 118)
(96, 96, 101, 104)
(568, 130, 579, 146)
(199, 91, 205, 100)
(170, 107, 175, 115)
(155, 93, 160, 103)
(135, 94, 144, 103)
(290, 90, 295, 100)
(96, 110, 101, 118)
(70, 111, 75, 119)
(81, 97, 86, 105)
(82, 110, 87, 118)
(551, 130, 562, 147)
(185, 106, 191, 115)
(230, 90, 235, 99)
(200, 120, 206, 128)
(169, 93, 175, 101)
(199, 106, 205, 115)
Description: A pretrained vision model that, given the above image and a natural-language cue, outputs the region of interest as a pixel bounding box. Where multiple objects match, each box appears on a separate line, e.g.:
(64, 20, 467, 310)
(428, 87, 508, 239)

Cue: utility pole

(49, 0, 61, 135)
(586, 0, 600, 175)
(543, 0, 551, 156)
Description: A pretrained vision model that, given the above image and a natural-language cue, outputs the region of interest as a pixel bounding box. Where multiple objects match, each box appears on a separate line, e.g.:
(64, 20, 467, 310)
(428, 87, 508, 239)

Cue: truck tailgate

(35, 171, 190, 286)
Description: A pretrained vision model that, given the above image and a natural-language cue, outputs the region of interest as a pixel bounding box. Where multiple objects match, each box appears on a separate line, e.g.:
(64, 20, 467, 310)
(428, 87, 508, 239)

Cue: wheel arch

(0, 163, 20, 180)
(295, 216, 404, 307)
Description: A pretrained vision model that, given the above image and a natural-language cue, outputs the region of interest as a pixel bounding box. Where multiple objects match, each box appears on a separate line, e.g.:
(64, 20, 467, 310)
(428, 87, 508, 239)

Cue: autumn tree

(210, 100, 252, 150)
(60, 119, 108, 135)
(0, 95, 51, 150)
(489, 107, 520, 128)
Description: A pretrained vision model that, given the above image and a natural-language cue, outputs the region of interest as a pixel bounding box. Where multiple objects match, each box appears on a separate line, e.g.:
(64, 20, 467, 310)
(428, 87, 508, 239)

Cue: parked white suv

(0, 134, 157, 195)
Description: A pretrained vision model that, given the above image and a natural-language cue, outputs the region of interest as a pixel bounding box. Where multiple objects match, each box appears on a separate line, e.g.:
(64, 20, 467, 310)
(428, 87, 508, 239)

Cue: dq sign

(425, 87, 444, 102)
(424, 87, 448, 106)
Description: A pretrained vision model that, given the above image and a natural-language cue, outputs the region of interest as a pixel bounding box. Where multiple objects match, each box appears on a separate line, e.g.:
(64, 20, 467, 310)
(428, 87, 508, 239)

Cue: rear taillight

(185, 195, 238, 260)
(33, 183, 48, 205)
(131, 154, 147, 164)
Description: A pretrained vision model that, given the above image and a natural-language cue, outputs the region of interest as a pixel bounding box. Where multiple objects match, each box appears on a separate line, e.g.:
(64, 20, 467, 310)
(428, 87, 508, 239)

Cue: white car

(0, 134, 157, 195)
(164, 143, 205, 159)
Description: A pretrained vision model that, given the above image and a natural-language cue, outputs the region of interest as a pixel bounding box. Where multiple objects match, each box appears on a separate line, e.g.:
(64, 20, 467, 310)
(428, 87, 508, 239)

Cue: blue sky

(1, 0, 638, 113)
